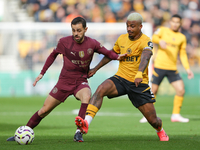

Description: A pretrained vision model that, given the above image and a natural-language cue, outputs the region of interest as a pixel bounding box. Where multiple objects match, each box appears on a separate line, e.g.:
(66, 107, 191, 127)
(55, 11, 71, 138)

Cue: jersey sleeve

(179, 36, 190, 70)
(94, 40, 118, 60)
(40, 39, 65, 75)
(141, 39, 154, 52)
(113, 37, 120, 54)
(152, 27, 163, 44)
(54, 39, 66, 54)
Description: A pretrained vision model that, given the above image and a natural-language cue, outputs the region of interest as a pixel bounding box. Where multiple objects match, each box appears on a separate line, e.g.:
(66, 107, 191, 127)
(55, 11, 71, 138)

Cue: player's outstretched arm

(88, 49, 127, 78)
(88, 56, 111, 78)
(134, 50, 152, 87)
(33, 74, 43, 86)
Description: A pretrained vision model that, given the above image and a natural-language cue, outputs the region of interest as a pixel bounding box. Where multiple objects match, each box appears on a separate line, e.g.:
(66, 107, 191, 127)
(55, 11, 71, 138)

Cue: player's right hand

(159, 40, 167, 49)
(117, 53, 127, 60)
(33, 74, 43, 86)
(88, 68, 97, 78)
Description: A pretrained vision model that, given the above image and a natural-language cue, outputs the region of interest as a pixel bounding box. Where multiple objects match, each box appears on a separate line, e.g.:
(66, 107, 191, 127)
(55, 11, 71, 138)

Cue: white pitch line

(0, 110, 199, 118)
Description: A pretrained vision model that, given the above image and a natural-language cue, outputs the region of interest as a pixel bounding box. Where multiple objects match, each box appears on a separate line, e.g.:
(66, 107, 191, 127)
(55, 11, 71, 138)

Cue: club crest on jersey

(52, 87, 58, 94)
(127, 48, 132, 54)
(87, 48, 93, 55)
(79, 51, 84, 58)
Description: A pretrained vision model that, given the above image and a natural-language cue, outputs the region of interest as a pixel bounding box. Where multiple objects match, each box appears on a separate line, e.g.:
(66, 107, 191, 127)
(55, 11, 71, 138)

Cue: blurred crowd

(18, 0, 200, 67)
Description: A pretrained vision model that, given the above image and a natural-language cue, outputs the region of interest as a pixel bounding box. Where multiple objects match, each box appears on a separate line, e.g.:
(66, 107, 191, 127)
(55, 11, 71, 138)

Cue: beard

(128, 35, 135, 40)
(74, 35, 84, 43)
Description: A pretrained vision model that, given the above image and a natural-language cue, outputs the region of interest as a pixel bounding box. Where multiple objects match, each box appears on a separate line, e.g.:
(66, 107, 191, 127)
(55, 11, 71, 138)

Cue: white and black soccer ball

(14, 126, 35, 145)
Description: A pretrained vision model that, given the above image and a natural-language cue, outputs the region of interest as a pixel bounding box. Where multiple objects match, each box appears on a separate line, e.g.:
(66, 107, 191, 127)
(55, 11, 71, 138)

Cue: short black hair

(71, 17, 86, 28)
(171, 14, 182, 20)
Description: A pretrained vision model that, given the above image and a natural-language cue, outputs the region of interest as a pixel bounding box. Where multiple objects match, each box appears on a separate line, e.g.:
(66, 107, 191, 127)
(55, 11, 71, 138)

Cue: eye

(131, 25, 135, 28)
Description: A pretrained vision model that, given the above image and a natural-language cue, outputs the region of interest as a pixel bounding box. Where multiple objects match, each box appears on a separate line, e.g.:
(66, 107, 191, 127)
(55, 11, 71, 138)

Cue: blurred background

(0, 0, 199, 97)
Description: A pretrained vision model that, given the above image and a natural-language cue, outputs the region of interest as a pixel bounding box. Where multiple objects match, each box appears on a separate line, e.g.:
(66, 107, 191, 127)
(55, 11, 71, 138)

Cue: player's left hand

(134, 71, 143, 87)
(117, 53, 127, 60)
(186, 69, 194, 79)
(134, 78, 143, 87)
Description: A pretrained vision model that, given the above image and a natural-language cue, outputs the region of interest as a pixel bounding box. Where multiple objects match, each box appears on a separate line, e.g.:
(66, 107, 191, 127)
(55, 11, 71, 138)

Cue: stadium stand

(1, 0, 199, 67)
(0, 0, 199, 96)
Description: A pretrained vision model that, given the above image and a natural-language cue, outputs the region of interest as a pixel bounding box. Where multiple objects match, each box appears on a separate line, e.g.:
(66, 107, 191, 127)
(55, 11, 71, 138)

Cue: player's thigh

(95, 78, 119, 97)
(75, 87, 91, 103)
(38, 95, 62, 117)
(167, 70, 185, 95)
(151, 83, 159, 95)
(171, 79, 185, 96)
(151, 68, 166, 86)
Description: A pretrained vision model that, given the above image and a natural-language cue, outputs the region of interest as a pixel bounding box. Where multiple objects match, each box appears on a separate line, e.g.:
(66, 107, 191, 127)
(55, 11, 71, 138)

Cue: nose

(74, 31, 78, 35)
(127, 26, 131, 31)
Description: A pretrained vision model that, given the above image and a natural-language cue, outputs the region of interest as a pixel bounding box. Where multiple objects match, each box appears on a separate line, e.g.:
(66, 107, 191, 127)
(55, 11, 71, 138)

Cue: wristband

(135, 71, 143, 79)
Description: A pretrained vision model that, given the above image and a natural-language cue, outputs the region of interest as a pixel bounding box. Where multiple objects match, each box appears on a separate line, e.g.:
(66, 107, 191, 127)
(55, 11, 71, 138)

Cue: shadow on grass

(189, 118, 200, 121)
(1, 134, 199, 150)
(1, 121, 199, 150)
(1, 122, 76, 142)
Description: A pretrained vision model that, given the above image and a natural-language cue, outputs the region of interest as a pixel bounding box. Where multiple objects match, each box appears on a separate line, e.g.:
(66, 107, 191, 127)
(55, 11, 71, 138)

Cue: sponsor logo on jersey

(52, 87, 58, 94)
(120, 46, 125, 48)
(127, 48, 132, 54)
(87, 48, 93, 55)
(123, 56, 139, 62)
(167, 43, 177, 48)
(71, 58, 91, 68)
(79, 51, 84, 58)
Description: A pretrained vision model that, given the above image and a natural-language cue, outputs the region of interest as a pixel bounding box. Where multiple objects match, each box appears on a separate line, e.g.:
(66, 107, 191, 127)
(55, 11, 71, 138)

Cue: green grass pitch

(0, 95, 199, 150)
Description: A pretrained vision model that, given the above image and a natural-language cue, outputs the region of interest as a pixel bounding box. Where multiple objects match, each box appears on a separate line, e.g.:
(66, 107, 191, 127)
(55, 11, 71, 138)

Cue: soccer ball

(14, 126, 35, 145)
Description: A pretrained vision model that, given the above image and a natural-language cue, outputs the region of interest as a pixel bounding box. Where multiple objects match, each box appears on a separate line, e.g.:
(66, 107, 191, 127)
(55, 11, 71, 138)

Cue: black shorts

(108, 75, 155, 108)
(151, 68, 182, 85)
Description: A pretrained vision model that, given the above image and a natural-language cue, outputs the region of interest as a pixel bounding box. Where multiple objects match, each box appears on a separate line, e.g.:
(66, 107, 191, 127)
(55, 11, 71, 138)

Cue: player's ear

(180, 20, 182, 26)
(85, 27, 88, 32)
(139, 24, 143, 30)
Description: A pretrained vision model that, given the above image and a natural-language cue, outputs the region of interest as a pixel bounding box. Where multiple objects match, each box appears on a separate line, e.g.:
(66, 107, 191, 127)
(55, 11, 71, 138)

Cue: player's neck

(170, 27, 180, 32)
(129, 32, 142, 41)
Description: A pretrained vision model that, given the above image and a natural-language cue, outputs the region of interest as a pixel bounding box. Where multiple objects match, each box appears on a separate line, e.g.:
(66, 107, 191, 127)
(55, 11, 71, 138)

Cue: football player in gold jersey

(140, 14, 194, 123)
(74, 12, 169, 141)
